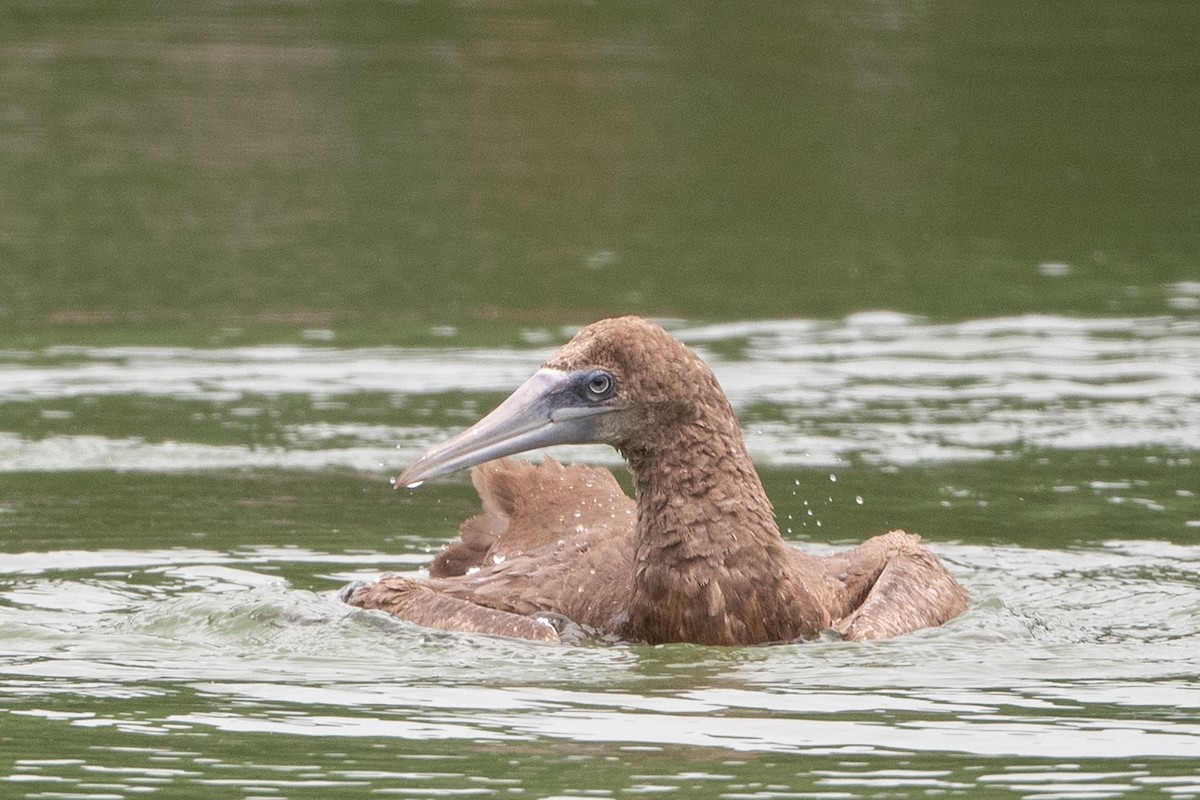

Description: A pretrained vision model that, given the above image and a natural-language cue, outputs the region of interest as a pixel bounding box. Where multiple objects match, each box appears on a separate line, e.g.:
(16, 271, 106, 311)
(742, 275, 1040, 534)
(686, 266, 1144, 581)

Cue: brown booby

(344, 316, 968, 644)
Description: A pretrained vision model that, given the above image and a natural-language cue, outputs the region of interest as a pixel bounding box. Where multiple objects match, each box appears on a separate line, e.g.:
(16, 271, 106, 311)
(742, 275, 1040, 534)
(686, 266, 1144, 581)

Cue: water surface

(3, 1, 1199, 341)
(2, 1, 1199, 797)
(3, 317, 1199, 798)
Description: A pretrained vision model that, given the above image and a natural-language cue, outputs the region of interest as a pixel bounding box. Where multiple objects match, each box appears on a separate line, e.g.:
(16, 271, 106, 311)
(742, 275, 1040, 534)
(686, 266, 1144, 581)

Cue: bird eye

(585, 370, 614, 400)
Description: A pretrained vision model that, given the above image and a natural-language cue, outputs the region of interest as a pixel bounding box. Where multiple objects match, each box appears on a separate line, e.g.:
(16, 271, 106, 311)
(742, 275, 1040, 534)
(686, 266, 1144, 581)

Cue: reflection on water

(2, 315, 1198, 473)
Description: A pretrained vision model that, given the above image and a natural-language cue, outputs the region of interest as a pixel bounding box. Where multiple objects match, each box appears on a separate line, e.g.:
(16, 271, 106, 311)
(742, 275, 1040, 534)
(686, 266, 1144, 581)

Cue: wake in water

(1, 537, 1198, 758)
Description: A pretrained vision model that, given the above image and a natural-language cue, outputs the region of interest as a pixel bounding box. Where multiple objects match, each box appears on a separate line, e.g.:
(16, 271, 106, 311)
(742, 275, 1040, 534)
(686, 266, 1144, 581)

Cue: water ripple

(1, 315, 1198, 471)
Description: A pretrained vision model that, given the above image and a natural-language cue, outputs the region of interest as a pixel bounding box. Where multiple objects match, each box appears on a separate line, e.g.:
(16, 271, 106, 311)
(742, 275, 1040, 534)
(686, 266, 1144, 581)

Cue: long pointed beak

(396, 368, 619, 488)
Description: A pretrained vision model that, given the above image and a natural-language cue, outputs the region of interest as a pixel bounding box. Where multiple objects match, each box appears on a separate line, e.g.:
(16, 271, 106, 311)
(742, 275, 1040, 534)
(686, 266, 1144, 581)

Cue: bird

(343, 316, 968, 645)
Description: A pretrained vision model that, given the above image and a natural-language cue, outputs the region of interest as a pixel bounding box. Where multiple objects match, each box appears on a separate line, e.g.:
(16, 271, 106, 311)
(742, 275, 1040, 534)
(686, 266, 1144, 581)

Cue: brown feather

(430, 457, 633, 578)
(345, 575, 561, 642)
(346, 316, 968, 645)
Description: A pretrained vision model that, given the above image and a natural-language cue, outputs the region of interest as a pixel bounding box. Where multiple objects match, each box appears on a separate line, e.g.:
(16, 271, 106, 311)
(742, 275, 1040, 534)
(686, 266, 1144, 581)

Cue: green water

(2, 1, 1199, 345)
(3, 2, 1200, 798)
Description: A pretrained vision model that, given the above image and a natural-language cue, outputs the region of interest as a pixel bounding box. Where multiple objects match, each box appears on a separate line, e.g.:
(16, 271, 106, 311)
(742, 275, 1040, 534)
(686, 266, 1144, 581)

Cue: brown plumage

(344, 316, 968, 645)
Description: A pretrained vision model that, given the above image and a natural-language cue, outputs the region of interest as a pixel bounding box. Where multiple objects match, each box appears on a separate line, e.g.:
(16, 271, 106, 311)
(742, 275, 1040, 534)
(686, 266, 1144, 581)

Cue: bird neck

(621, 416, 817, 645)
(627, 419, 778, 550)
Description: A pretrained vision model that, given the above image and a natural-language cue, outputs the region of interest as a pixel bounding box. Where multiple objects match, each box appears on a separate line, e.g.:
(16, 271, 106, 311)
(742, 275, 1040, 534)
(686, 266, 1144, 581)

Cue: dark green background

(2, 1, 1197, 347)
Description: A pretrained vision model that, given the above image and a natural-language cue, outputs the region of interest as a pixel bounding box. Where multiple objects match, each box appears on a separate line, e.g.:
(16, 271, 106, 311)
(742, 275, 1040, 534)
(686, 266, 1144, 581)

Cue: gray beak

(396, 368, 619, 488)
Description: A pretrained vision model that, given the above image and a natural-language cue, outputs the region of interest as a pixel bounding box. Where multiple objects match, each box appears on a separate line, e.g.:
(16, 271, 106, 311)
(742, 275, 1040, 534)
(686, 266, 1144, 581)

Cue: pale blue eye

(585, 371, 614, 399)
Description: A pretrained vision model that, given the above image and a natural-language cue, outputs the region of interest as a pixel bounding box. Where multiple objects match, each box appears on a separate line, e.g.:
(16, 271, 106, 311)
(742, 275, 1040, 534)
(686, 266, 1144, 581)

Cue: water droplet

(829, 474, 837, 483)
(855, 496, 864, 505)
(406, 481, 424, 489)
